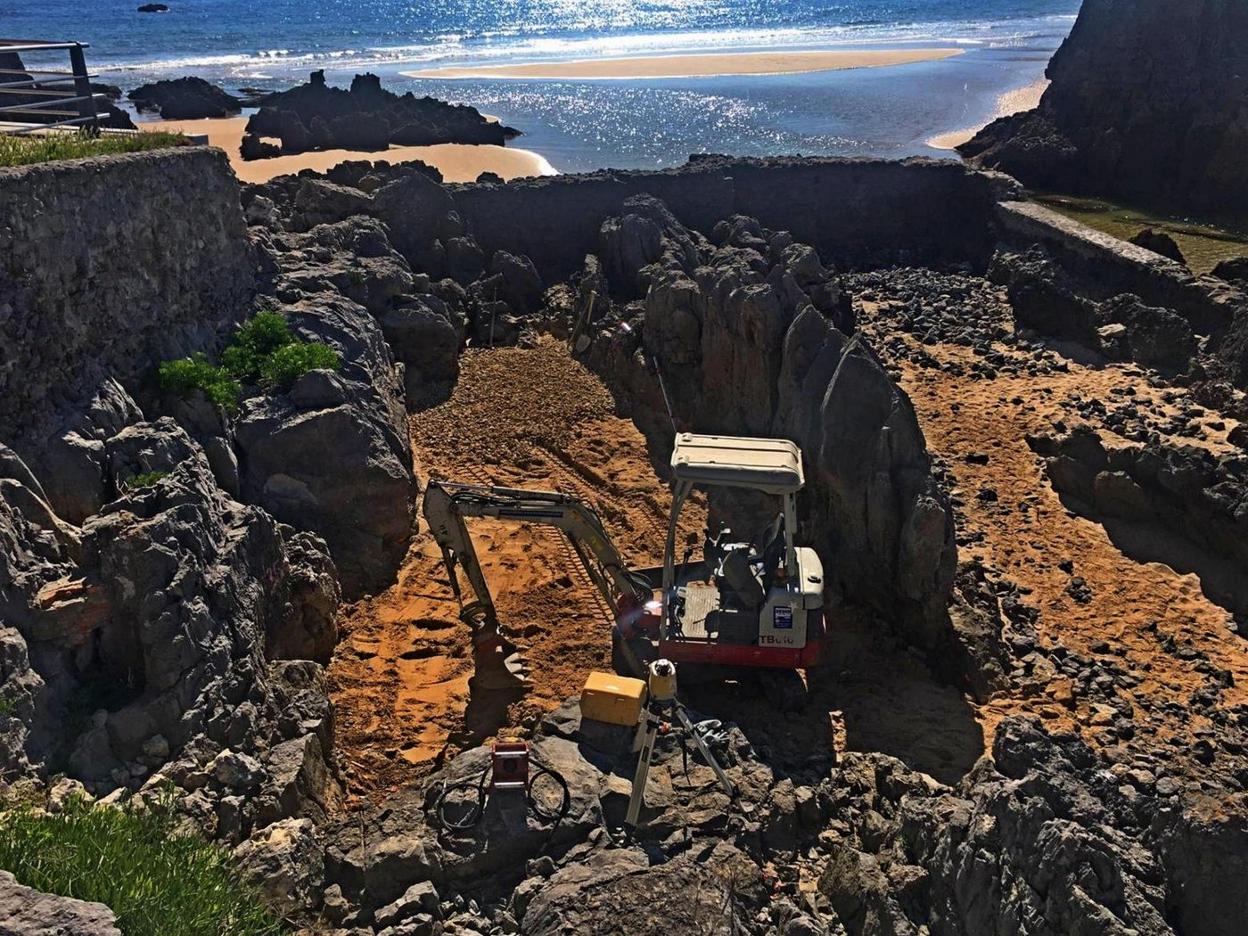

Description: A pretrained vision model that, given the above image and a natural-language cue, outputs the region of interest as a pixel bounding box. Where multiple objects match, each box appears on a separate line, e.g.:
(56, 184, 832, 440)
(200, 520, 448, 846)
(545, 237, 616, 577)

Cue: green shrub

(157, 354, 241, 412)
(221, 312, 296, 383)
(0, 795, 280, 936)
(124, 471, 169, 490)
(260, 341, 341, 390)
(0, 695, 14, 717)
(158, 312, 340, 410)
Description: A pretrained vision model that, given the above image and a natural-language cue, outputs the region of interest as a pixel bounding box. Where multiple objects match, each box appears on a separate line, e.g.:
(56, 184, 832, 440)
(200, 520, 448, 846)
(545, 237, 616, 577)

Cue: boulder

(293, 178, 374, 229)
(377, 295, 463, 405)
(234, 297, 416, 598)
(487, 251, 544, 314)
(234, 818, 325, 916)
(1130, 229, 1187, 265)
(521, 852, 747, 935)
(0, 870, 121, 935)
(128, 77, 243, 119)
(1211, 256, 1248, 286)
(1096, 294, 1198, 372)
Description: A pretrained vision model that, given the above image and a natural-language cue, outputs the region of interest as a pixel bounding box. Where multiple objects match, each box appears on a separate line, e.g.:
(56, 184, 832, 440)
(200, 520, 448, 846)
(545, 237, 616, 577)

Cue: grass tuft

(0, 793, 281, 936)
(158, 353, 242, 412)
(0, 130, 189, 168)
(123, 471, 170, 490)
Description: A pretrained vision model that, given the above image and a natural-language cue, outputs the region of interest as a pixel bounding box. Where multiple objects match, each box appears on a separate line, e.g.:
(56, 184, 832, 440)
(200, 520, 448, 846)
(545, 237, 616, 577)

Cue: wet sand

(142, 116, 557, 184)
(928, 78, 1050, 151)
(404, 48, 964, 81)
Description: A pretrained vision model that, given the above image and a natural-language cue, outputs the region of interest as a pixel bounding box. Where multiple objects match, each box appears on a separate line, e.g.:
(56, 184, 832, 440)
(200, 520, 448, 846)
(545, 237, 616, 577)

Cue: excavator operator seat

(721, 548, 766, 609)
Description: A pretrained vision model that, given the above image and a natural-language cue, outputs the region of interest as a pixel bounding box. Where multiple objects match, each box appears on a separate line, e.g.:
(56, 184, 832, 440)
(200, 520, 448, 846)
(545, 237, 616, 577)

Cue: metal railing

(0, 39, 103, 134)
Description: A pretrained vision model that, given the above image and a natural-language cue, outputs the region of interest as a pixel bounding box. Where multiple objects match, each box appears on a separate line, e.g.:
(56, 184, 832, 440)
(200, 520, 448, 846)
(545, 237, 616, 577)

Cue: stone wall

(450, 156, 1019, 281)
(0, 147, 254, 441)
(996, 201, 1243, 338)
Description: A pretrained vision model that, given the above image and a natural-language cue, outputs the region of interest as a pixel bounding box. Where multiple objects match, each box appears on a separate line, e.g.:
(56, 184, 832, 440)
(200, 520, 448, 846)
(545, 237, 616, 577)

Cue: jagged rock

(264, 732, 338, 823)
(521, 850, 747, 935)
(210, 749, 264, 791)
(487, 251, 544, 315)
(293, 178, 374, 230)
(1096, 294, 1197, 372)
(0, 870, 121, 935)
(234, 817, 325, 916)
(272, 531, 340, 664)
(128, 77, 243, 119)
(377, 295, 463, 405)
(581, 200, 955, 653)
(374, 881, 441, 928)
(234, 296, 416, 597)
(0, 626, 43, 777)
(17, 379, 144, 525)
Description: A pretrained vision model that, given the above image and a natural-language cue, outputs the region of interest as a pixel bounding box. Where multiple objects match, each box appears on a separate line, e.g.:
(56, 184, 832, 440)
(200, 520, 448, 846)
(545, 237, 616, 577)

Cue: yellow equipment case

(580, 671, 647, 727)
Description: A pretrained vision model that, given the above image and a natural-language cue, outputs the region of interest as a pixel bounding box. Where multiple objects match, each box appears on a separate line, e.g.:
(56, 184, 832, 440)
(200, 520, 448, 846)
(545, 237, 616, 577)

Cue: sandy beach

(927, 78, 1050, 151)
(404, 48, 964, 81)
(142, 117, 557, 184)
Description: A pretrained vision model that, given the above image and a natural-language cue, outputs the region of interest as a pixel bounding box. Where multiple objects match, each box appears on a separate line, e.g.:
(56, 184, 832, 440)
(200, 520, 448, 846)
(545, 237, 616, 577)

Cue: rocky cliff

(960, 0, 1248, 224)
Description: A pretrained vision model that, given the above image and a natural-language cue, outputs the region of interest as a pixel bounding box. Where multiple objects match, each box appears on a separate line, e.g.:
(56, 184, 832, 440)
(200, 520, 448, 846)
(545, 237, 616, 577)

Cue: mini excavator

(423, 433, 826, 700)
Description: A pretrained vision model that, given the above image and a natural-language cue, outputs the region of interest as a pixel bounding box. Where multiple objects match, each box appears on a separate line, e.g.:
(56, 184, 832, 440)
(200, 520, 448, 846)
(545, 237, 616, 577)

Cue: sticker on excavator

(773, 605, 793, 629)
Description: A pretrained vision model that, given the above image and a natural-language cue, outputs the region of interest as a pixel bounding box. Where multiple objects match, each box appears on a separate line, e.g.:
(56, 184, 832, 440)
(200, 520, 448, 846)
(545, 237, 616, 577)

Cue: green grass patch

(0, 694, 15, 717)
(261, 342, 341, 391)
(159, 312, 340, 411)
(123, 471, 170, 490)
(0, 129, 189, 168)
(0, 794, 281, 936)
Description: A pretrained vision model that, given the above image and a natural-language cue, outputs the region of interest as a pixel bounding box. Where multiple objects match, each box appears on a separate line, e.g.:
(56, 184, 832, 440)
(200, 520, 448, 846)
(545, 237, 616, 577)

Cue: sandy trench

(327, 325, 1248, 802)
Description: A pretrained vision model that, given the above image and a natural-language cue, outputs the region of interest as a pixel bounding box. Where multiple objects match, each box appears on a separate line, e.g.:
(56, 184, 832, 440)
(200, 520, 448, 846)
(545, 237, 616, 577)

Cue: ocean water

(4, 0, 1081, 170)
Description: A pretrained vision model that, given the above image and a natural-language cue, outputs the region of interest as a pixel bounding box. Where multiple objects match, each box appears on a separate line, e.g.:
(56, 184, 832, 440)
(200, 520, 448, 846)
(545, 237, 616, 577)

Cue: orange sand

(142, 116, 556, 184)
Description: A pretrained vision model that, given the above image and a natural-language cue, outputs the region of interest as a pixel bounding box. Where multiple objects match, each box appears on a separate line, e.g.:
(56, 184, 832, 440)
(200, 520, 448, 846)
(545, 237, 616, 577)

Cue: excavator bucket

(461, 603, 530, 691)
(471, 631, 530, 691)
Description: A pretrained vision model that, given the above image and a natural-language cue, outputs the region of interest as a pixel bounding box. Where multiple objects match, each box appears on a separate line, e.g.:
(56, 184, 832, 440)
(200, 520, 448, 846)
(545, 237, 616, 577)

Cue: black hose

(431, 758, 571, 837)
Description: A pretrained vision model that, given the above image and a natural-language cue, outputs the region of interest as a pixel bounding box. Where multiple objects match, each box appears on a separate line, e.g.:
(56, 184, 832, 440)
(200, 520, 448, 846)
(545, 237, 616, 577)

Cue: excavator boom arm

(423, 480, 648, 625)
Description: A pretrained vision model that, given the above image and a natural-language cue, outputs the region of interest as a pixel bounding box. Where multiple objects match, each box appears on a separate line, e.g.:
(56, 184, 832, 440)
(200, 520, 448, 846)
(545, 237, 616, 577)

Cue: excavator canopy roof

(670, 433, 805, 495)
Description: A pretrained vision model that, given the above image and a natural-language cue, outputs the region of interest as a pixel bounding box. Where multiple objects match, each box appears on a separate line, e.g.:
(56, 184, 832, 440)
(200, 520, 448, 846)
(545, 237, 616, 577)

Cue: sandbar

(928, 78, 1050, 151)
(404, 48, 965, 81)
(142, 116, 557, 184)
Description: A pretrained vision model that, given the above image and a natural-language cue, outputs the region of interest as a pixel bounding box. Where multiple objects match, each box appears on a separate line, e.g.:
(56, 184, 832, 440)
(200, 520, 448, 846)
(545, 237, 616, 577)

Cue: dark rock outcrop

(128, 76, 243, 119)
(961, 0, 1248, 225)
(0, 418, 342, 790)
(243, 71, 507, 159)
(576, 197, 956, 657)
(991, 247, 1200, 373)
(1031, 427, 1248, 621)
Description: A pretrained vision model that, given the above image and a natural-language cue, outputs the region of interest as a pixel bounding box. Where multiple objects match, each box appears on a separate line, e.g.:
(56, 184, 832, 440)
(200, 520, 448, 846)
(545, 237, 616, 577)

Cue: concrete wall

(0, 147, 254, 440)
(996, 201, 1242, 337)
(451, 156, 1021, 281)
